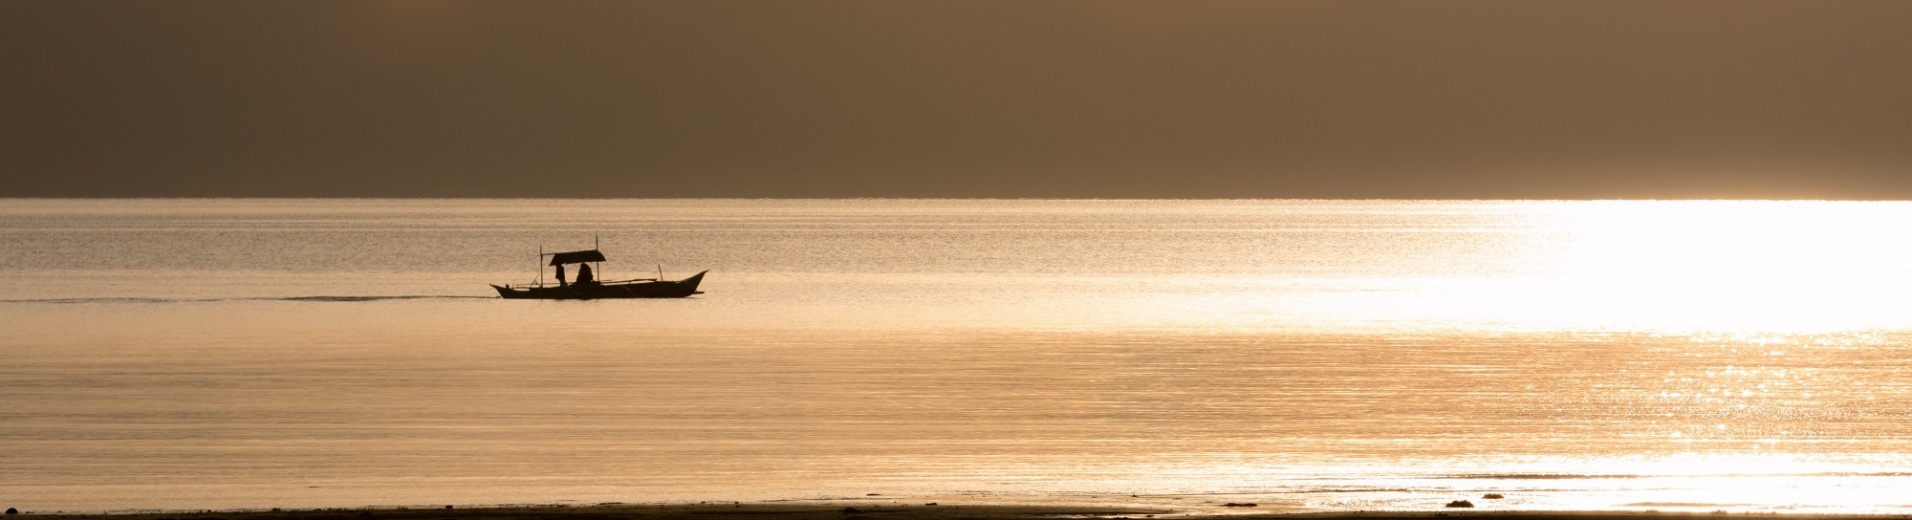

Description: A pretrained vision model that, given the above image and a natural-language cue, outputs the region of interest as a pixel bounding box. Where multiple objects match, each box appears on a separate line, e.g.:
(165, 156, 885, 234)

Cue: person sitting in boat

(555, 264, 567, 287)
(577, 263, 596, 285)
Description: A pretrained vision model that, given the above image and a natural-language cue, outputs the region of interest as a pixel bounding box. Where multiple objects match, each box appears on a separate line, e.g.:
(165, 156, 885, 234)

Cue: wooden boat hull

(491, 270, 707, 299)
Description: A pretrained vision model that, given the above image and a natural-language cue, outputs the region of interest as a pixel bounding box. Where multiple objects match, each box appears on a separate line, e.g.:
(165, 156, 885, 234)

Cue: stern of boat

(490, 284, 526, 299)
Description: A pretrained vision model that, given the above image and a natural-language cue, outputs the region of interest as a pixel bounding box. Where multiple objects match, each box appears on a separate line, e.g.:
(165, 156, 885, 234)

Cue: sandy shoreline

(9, 503, 1905, 520)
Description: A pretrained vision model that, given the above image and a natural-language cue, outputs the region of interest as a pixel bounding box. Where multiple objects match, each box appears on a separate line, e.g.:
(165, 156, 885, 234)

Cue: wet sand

(10, 503, 1904, 520)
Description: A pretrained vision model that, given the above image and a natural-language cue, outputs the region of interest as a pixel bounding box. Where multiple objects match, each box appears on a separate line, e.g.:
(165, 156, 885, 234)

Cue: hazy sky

(6, 1, 1912, 198)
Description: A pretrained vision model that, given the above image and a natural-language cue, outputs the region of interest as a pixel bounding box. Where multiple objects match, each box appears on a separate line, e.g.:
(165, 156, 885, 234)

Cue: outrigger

(491, 243, 707, 299)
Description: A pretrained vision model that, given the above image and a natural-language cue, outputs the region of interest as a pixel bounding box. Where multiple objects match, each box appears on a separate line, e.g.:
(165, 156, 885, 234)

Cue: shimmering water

(4, 199, 1912, 513)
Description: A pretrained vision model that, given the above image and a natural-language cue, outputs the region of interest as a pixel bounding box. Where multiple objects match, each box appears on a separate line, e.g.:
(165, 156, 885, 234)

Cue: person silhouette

(555, 264, 567, 287)
(577, 263, 595, 284)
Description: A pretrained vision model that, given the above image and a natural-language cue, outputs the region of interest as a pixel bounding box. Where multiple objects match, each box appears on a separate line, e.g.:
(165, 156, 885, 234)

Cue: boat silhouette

(491, 247, 706, 299)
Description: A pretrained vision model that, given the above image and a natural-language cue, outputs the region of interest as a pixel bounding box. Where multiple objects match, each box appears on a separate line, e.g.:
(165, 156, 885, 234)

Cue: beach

(14, 502, 1902, 520)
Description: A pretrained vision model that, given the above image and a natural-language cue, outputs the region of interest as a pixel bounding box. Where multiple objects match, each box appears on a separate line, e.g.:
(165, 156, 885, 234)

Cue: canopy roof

(547, 249, 606, 266)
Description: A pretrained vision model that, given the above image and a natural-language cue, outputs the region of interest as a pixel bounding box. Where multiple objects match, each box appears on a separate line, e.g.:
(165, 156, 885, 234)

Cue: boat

(491, 247, 707, 299)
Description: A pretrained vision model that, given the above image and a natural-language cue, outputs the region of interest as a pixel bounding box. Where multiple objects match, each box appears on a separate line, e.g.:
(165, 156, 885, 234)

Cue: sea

(4, 199, 1912, 514)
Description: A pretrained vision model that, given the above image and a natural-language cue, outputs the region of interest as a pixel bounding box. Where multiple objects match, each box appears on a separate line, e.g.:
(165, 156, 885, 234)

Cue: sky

(5, 0, 1912, 199)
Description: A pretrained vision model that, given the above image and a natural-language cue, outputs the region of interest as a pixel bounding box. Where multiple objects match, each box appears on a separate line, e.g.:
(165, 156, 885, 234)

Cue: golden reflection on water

(7, 200, 1912, 512)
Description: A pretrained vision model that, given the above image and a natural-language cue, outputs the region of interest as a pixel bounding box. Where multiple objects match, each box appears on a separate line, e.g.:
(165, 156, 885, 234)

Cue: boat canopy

(547, 249, 607, 266)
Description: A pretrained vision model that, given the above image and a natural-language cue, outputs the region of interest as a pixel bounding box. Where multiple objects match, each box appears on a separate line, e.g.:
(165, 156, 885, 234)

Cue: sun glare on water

(1361, 201, 1912, 333)
(1539, 201, 1912, 332)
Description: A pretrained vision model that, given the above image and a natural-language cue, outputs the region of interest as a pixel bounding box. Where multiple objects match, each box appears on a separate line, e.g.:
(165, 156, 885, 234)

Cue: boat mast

(537, 244, 543, 287)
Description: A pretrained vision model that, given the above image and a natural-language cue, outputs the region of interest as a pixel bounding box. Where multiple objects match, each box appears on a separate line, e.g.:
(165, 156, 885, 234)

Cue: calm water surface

(4, 199, 1912, 513)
